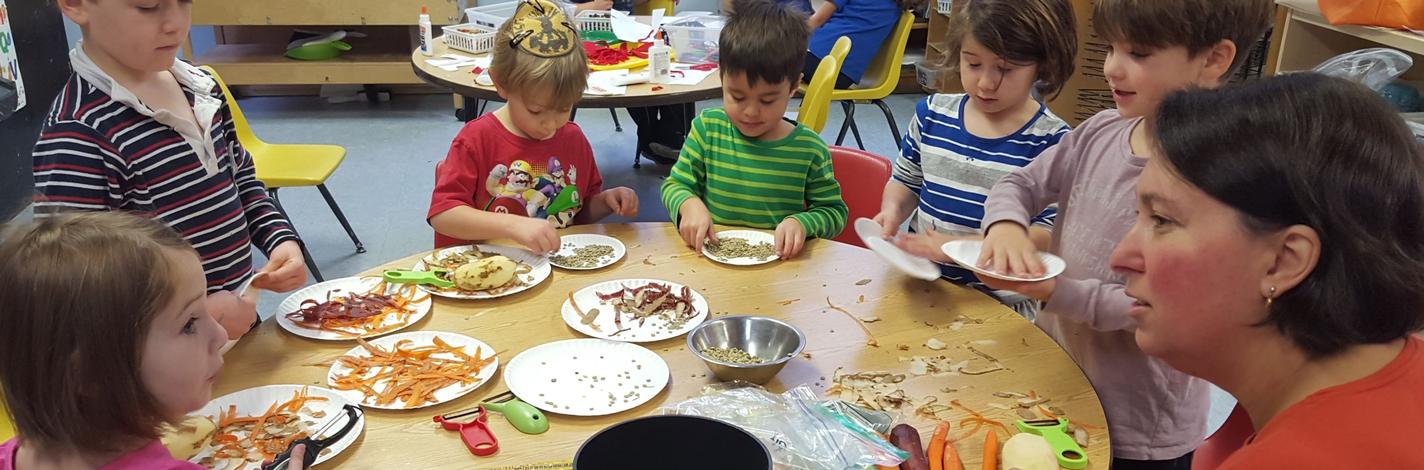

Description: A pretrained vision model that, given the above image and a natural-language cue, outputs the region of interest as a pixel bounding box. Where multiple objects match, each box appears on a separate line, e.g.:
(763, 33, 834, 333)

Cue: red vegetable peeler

(433, 406, 499, 457)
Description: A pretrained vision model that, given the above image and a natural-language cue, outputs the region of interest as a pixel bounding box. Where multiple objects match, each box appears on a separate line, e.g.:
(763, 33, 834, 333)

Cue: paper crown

(508, 0, 579, 58)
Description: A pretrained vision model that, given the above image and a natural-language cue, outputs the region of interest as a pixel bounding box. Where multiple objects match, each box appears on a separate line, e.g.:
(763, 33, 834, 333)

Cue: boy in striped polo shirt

(661, 0, 847, 259)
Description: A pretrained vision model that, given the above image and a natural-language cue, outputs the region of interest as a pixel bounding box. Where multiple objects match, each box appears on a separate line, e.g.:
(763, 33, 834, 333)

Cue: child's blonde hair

(490, 0, 589, 107)
(0, 212, 194, 453)
(944, 0, 1078, 99)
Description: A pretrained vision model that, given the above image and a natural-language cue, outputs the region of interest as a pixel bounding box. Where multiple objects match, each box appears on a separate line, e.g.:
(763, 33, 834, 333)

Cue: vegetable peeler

(433, 406, 500, 457)
(480, 391, 548, 434)
(261, 404, 364, 470)
(383, 269, 454, 288)
(1015, 418, 1088, 469)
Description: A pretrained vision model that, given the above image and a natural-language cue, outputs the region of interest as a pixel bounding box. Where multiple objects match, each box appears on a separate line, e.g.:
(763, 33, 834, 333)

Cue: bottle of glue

(648, 31, 671, 84)
(418, 5, 434, 56)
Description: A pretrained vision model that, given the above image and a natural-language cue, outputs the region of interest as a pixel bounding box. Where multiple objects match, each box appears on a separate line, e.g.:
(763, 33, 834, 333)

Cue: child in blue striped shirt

(873, 0, 1077, 296)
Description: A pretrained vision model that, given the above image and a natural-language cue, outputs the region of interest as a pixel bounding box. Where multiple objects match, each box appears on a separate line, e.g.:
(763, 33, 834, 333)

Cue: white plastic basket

(575, 10, 613, 33)
(464, 1, 580, 31)
(937, 0, 952, 15)
(442, 23, 498, 54)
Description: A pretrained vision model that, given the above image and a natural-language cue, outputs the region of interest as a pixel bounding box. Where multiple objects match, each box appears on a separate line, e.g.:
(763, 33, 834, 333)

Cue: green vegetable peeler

(1016, 418, 1088, 469)
(383, 269, 454, 288)
(481, 391, 548, 435)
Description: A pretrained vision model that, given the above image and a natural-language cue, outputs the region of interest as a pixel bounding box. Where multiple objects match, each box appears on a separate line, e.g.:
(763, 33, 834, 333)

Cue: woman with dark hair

(1110, 73, 1424, 468)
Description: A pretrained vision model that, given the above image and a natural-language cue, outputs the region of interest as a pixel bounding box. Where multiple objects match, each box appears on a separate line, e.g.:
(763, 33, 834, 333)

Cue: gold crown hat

(508, 0, 580, 58)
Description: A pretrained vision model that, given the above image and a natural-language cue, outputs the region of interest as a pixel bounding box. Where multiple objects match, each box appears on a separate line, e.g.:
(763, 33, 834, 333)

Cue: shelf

(193, 0, 462, 26)
(196, 44, 424, 85)
(1276, 0, 1424, 57)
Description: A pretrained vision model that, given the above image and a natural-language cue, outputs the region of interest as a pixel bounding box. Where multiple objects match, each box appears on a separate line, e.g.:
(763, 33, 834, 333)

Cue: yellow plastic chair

(0, 400, 14, 442)
(831, 10, 914, 149)
(635, 0, 675, 15)
(798, 55, 843, 133)
(200, 66, 364, 282)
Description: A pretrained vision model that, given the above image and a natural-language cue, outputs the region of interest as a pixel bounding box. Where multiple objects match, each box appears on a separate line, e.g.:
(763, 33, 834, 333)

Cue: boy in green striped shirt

(660, 0, 848, 259)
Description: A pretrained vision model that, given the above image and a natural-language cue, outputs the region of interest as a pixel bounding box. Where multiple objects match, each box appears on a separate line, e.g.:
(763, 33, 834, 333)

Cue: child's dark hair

(1154, 73, 1424, 358)
(720, 0, 809, 87)
(1094, 0, 1272, 77)
(0, 212, 195, 453)
(944, 0, 1078, 99)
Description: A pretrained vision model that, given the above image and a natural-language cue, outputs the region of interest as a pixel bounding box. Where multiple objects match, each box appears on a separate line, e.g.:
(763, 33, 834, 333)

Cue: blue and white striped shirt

(894, 93, 1069, 284)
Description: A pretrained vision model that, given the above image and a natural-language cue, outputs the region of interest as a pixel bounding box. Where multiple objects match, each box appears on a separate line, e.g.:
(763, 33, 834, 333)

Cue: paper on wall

(0, 0, 26, 110)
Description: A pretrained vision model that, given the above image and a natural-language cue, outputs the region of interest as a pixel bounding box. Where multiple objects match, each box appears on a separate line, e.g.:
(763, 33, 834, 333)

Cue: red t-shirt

(428, 114, 603, 248)
(1219, 336, 1424, 469)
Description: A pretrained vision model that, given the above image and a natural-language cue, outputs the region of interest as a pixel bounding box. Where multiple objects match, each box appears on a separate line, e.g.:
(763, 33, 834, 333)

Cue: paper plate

(504, 339, 669, 416)
(326, 331, 498, 410)
(701, 230, 778, 266)
(549, 234, 627, 270)
(190, 385, 364, 469)
(412, 244, 552, 300)
(942, 239, 1066, 282)
(853, 218, 941, 281)
(276, 277, 432, 340)
(561, 279, 709, 343)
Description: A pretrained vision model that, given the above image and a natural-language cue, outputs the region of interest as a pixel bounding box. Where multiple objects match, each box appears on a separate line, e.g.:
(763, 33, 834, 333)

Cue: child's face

(500, 90, 572, 141)
(140, 248, 226, 420)
(958, 35, 1041, 115)
(59, 0, 191, 75)
(1103, 42, 1219, 120)
(721, 71, 797, 140)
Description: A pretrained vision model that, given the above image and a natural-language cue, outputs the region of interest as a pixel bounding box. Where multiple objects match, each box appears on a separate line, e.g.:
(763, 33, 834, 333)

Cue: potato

(453, 255, 517, 291)
(1001, 433, 1057, 470)
(159, 415, 215, 460)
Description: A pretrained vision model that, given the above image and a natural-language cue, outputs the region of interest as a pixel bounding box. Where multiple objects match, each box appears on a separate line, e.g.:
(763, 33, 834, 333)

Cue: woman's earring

(1264, 286, 1277, 306)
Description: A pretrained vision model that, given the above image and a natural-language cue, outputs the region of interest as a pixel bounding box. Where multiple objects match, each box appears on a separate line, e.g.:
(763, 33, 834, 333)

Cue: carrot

(980, 429, 999, 470)
(928, 421, 950, 470)
(943, 438, 964, 470)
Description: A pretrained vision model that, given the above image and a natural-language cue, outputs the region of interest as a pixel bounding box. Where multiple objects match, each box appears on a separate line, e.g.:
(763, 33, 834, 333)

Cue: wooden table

(219, 223, 1111, 469)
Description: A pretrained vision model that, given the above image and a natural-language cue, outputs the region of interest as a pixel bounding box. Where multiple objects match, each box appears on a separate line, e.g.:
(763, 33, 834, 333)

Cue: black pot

(574, 415, 773, 470)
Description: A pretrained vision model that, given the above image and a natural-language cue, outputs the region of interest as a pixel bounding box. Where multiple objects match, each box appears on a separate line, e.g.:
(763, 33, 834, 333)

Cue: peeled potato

(1001, 433, 1057, 470)
(453, 255, 517, 291)
(159, 415, 215, 460)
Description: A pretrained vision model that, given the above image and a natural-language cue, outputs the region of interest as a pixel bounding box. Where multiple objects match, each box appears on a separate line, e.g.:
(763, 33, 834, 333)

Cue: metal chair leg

(875, 99, 902, 145)
(610, 108, 623, 132)
(316, 183, 366, 254)
(268, 188, 324, 282)
(835, 101, 856, 146)
(849, 119, 865, 150)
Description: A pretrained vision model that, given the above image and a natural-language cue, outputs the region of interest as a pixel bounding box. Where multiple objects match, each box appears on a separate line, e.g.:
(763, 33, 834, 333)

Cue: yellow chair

(200, 66, 364, 282)
(799, 55, 843, 133)
(0, 401, 14, 442)
(635, 0, 675, 15)
(831, 10, 914, 149)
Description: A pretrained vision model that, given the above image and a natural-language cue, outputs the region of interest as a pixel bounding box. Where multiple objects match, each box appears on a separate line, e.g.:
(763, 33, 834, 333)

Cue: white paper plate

(701, 230, 778, 266)
(191, 385, 364, 469)
(942, 239, 1066, 282)
(853, 218, 941, 281)
(326, 331, 498, 410)
(549, 234, 626, 270)
(412, 244, 552, 300)
(504, 339, 669, 416)
(276, 277, 432, 340)
(561, 279, 709, 343)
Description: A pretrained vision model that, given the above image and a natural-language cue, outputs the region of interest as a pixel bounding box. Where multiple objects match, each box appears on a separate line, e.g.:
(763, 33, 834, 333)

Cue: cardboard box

(1046, 0, 1113, 126)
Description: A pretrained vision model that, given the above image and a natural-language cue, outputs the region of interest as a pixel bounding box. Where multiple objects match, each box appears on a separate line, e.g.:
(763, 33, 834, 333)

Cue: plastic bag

(1312, 48, 1414, 92)
(660, 383, 908, 469)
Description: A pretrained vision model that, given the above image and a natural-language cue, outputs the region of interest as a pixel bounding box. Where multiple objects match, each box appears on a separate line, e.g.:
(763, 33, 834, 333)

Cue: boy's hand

(253, 240, 307, 292)
(891, 231, 965, 264)
(512, 217, 561, 253)
(677, 198, 717, 253)
(870, 211, 901, 239)
(980, 277, 1057, 303)
(774, 218, 806, 259)
(207, 290, 257, 340)
(979, 222, 1044, 277)
(602, 187, 640, 218)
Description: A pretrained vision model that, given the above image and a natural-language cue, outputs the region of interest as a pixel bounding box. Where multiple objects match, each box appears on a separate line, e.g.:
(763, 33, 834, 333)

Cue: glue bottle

(419, 5, 434, 56)
(649, 31, 671, 84)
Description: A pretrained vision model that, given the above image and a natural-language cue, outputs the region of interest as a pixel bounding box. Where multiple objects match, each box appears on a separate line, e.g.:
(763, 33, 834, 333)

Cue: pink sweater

(982, 109, 1209, 460)
(0, 439, 202, 470)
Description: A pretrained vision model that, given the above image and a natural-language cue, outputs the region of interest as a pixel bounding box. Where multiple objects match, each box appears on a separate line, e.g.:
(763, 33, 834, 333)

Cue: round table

(219, 223, 1111, 469)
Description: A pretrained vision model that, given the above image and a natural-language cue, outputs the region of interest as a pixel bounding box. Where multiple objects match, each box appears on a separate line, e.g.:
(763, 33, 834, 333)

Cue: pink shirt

(0, 439, 203, 470)
(982, 109, 1210, 460)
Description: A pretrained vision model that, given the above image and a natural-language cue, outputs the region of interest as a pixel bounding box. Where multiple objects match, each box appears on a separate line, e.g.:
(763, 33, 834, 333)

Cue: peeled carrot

(928, 421, 950, 470)
(981, 429, 999, 470)
(943, 439, 964, 470)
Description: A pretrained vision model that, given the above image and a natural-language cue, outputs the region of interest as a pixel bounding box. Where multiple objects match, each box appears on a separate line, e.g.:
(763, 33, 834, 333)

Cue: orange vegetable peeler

(433, 406, 499, 457)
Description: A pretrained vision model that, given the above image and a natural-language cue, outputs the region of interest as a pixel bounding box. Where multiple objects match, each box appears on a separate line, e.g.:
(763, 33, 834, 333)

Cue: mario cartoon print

(485, 157, 583, 227)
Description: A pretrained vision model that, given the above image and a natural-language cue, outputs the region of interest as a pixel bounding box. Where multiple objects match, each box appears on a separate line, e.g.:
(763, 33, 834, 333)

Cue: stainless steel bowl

(687, 315, 806, 384)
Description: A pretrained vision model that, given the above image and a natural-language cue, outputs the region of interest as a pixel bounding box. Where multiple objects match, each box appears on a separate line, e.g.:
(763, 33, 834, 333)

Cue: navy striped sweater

(32, 65, 297, 293)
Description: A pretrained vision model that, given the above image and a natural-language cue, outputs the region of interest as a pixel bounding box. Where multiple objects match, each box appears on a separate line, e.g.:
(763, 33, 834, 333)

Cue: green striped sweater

(660, 108, 848, 238)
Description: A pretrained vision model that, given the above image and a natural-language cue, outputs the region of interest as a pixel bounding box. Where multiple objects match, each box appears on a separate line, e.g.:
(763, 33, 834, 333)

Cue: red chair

(1192, 404, 1255, 469)
(828, 145, 891, 248)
